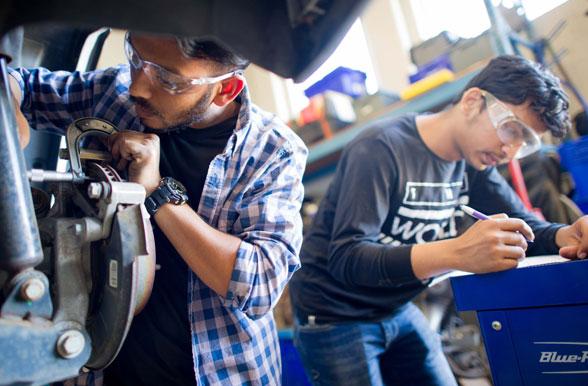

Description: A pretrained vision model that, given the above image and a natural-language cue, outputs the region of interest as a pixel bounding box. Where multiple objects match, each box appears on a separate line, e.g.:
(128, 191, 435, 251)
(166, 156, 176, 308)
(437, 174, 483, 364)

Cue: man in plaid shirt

(10, 31, 307, 385)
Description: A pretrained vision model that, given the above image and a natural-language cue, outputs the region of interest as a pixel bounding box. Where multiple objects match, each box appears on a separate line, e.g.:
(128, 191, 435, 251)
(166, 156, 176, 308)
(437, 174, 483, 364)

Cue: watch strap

(145, 185, 170, 217)
(145, 177, 189, 217)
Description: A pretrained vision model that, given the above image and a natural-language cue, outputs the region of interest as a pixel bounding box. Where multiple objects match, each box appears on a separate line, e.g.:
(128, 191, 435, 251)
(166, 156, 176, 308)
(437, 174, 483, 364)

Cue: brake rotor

(85, 162, 155, 314)
(83, 162, 155, 369)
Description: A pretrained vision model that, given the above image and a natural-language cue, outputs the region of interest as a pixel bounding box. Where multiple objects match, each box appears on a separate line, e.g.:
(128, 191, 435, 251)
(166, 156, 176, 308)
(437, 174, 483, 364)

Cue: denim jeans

(293, 303, 457, 386)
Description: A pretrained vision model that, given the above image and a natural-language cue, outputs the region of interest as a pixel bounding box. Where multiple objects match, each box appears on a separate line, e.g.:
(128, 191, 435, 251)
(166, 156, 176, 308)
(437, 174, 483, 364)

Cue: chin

(138, 116, 166, 130)
(471, 162, 487, 171)
(463, 155, 484, 171)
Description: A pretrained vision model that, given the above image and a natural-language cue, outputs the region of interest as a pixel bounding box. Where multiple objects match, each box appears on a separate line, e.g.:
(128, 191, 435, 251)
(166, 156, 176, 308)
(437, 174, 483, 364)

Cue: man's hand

(450, 214, 534, 273)
(9, 76, 30, 148)
(14, 104, 30, 148)
(556, 215, 588, 260)
(411, 214, 535, 279)
(108, 131, 161, 195)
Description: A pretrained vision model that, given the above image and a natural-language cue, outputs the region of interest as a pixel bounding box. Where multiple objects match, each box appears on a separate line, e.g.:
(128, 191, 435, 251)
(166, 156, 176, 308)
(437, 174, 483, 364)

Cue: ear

(459, 87, 485, 120)
(212, 74, 245, 107)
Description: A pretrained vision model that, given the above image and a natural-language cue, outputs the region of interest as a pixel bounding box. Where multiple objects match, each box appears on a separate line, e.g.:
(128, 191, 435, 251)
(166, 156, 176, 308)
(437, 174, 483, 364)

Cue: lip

(134, 104, 156, 118)
(481, 152, 499, 166)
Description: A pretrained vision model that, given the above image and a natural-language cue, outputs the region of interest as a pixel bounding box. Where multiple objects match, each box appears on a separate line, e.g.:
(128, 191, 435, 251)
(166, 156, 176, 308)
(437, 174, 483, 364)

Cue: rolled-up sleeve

(9, 66, 116, 134)
(222, 138, 307, 318)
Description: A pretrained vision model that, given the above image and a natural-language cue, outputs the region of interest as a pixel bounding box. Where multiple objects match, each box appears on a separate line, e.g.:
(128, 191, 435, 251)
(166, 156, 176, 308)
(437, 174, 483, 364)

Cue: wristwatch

(144, 177, 189, 217)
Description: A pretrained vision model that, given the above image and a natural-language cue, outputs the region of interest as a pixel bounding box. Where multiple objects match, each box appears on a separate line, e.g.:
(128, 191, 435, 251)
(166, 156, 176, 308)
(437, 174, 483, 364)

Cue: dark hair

(176, 37, 249, 72)
(454, 55, 570, 137)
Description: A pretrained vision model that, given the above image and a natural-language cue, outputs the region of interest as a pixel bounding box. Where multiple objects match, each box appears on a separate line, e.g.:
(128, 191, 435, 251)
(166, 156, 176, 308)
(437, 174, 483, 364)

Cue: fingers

(498, 245, 526, 261)
(495, 258, 519, 271)
(555, 217, 588, 259)
(559, 245, 579, 260)
(489, 213, 509, 219)
(576, 217, 588, 258)
(108, 131, 159, 169)
(559, 245, 588, 260)
(16, 109, 30, 148)
(108, 133, 121, 159)
(499, 231, 528, 250)
(470, 217, 532, 247)
(116, 157, 129, 171)
(494, 218, 535, 242)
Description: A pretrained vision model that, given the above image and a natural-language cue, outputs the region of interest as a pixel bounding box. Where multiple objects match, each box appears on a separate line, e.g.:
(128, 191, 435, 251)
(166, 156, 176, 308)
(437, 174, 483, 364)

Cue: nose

(129, 67, 154, 100)
(500, 142, 520, 161)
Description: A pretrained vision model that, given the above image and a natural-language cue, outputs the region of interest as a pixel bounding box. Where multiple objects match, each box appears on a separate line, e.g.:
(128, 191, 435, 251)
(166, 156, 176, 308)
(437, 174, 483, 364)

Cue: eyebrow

(129, 36, 185, 77)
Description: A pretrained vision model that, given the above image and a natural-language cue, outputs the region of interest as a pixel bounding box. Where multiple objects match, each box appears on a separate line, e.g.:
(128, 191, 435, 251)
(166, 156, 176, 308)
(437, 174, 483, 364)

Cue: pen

(460, 204, 534, 243)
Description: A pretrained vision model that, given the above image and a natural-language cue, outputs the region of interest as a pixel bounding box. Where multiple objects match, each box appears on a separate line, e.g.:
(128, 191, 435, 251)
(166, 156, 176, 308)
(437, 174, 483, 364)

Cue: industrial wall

(95, 0, 588, 120)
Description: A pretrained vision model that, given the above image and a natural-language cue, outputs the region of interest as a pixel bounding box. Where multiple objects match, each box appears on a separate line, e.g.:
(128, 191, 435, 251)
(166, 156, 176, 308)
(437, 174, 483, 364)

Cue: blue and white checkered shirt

(11, 65, 307, 385)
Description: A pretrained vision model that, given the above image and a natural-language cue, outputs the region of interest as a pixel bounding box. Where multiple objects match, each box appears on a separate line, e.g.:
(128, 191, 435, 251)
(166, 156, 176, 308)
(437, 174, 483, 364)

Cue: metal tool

(0, 115, 155, 385)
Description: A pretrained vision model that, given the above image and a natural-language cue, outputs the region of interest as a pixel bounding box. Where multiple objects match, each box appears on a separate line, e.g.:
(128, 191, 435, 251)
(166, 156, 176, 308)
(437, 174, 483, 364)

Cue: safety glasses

(124, 32, 241, 95)
(481, 91, 542, 159)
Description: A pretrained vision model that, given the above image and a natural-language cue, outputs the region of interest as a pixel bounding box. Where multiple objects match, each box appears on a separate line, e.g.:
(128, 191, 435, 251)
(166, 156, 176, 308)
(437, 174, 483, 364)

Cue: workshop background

(80, 1, 588, 384)
(10, 0, 588, 385)
(94, 0, 586, 125)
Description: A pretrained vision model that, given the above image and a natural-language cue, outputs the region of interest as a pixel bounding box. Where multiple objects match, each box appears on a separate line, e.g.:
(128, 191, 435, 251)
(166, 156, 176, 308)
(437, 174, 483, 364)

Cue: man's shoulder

(350, 113, 418, 149)
(248, 104, 308, 159)
(9, 64, 129, 88)
(93, 65, 130, 86)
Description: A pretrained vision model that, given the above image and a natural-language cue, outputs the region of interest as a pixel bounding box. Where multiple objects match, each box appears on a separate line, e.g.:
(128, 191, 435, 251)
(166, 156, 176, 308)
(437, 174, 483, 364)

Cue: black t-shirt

(104, 116, 236, 386)
(289, 113, 564, 324)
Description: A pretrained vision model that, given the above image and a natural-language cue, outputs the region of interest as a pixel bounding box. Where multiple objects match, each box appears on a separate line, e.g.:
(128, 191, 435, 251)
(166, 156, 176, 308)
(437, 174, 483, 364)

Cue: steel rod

(0, 58, 42, 271)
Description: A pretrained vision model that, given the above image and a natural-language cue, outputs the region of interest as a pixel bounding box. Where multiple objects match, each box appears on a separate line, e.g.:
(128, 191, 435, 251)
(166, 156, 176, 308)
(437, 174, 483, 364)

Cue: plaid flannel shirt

(11, 65, 307, 385)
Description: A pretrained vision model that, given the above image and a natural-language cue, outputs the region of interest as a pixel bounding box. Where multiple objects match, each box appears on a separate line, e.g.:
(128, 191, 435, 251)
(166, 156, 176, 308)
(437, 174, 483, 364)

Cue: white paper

(429, 255, 571, 287)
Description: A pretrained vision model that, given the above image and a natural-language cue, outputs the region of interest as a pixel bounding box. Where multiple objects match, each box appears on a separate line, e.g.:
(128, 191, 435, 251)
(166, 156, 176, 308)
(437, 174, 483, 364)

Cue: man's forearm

(8, 74, 29, 148)
(410, 239, 458, 280)
(153, 203, 241, 297)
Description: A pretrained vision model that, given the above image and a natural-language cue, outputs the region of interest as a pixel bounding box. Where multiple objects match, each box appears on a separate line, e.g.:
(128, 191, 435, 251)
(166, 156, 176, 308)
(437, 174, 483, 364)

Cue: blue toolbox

(450, 257, 588, 386)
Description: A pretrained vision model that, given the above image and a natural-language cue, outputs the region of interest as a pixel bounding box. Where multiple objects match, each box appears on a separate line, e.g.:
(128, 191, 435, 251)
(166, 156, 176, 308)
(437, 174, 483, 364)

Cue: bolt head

(492, 321, 502, 331)
(87, 183, 103, 199)
(57, 330, 85, 359)
(74, 223, 84, 236)
(20, 278, 45, 302)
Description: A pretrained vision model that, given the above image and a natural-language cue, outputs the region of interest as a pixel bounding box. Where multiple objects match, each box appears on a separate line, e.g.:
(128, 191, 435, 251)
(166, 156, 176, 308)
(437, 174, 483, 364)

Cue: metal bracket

(65, 118, 118, 182)
(0, 269, 52, 319)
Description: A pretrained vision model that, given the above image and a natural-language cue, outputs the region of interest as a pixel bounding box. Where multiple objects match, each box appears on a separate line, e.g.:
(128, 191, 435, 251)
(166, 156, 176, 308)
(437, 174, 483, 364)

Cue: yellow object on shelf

(400, 69, 455, 100)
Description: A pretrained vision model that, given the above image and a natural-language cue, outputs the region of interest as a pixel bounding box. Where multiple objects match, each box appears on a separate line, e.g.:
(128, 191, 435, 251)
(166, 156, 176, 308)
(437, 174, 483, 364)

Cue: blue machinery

(451, 259, 588, 386)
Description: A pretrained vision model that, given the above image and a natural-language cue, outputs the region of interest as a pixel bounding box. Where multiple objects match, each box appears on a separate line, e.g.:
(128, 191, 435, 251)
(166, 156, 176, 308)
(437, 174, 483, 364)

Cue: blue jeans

(293, 303, 457, 386)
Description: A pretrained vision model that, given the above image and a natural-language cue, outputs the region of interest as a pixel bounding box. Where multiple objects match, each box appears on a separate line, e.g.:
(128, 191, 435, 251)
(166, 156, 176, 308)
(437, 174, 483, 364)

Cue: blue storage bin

(559, 136, 588, 210)
(572, 194, 588, 214)
(409, 54, 453, 84)
(279, 329, 312, 386)
(304, 66, 367, 99)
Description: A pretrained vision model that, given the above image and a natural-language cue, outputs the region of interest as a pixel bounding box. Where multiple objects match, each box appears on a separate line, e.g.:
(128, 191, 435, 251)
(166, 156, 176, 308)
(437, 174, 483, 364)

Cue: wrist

(440, 237, 461, 271)
(144, 177, 188, 217)
(554, 225, 570, 248)
(145, 182, 160, 196)
(9, 75, 22, 105)
(411, 238, 459, 280)
(143, 174, 162, 196)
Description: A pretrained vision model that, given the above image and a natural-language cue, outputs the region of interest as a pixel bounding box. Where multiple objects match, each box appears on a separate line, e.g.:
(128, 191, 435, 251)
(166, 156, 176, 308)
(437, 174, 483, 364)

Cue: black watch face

(162, 177, 187, 194)
(161, 177, 188, 205)
(169, 179, 186, 193)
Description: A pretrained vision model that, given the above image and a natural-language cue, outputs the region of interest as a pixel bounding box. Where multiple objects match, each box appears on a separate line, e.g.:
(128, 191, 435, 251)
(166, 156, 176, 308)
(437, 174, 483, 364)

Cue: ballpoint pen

(460, 204, 534, 243)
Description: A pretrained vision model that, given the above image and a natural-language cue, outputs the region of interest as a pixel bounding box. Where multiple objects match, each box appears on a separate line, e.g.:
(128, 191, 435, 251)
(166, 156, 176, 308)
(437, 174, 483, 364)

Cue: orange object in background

(297, 92, 357, 144)
(298, 96, 334, 139)
(508, 159, 545, 220)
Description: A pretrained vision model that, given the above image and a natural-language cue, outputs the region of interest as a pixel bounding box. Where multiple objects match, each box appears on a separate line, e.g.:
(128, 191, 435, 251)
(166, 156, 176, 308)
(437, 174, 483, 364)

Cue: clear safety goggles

(124, 32, 241, 95)
(482, 91, 542, 159)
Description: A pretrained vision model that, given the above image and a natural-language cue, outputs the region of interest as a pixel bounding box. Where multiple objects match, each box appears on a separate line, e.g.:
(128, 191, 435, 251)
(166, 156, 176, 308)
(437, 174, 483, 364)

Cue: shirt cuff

(7, 68, 25, 106)
(222, 240, 255, 308)
(381, 244, 418, 285)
